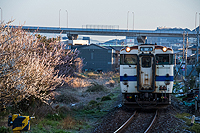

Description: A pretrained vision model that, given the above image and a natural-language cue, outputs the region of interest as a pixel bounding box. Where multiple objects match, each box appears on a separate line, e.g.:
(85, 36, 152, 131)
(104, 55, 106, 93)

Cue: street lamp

(199, 13, 200, 32)
(127, 11, 129, 30)
(59, 9, 61, 28)
(197, 13, 200, 64)
(195, 12, 197, 32)
(66, 10, 68, 28)
(0, 7, 2, 24)
(132, 12, 134, 30)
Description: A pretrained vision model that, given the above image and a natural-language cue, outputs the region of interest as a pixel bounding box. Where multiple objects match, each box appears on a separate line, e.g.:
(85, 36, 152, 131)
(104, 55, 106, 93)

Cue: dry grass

(62, 115, 81, 129)
(64, 77, 90, 88)
(105, 79, 116, 87)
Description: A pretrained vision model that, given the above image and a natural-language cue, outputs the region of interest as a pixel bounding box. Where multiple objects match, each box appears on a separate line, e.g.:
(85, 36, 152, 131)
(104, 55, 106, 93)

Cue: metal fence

(82, 25, 119, 29)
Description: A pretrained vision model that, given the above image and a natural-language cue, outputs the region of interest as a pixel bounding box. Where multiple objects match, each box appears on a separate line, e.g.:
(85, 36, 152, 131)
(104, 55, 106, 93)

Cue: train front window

(142, 56, 151, 67)
(120, 54, 137, 65)
(156, 54, 173, 65)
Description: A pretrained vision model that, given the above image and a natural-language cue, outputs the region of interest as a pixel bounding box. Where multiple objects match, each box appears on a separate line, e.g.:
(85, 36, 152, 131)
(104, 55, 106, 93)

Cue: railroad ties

(114, 110, 158, 133)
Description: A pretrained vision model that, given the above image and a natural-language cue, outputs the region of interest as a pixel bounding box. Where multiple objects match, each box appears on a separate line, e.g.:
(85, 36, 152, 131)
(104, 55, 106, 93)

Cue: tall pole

(199, 13, 200, 32)
(199, 13, 200, 33)
(66, 10, 68, 28)
(185, 32, 188, 80)
(127, 11, 129, 30)
(132, 12, 134, 30)
(182, 32, 185, 80)
(195, 12, 197, 32)
(0, 8, 2, 24)
(59, 9, 61, 28)
(197, 13, 200, 64)
(183, 32, 185, 60)
(198, 14, 200, 101)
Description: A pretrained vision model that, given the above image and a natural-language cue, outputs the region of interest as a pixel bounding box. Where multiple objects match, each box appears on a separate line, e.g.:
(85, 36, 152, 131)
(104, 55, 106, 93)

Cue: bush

(86, 82, 107, 92)
(0, 126, 11, 133)
(55, 93, 79, 104)
(46, 113, 65, 121)
(101, 96, 111, 101)
(88, 100, 98, 105)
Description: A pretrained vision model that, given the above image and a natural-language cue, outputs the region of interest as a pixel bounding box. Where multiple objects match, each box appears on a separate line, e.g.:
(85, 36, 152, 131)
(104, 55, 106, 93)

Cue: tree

(0, 22, 82, 110)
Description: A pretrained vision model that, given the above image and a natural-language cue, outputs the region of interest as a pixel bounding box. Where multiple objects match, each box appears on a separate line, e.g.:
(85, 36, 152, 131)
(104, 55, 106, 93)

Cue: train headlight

(162, 47, 167, 52)
(125, 47, 131, 52)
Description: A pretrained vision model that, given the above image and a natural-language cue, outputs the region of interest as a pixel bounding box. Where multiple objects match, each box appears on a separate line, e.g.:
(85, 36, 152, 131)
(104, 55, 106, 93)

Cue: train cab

(120, 44, 174, 108)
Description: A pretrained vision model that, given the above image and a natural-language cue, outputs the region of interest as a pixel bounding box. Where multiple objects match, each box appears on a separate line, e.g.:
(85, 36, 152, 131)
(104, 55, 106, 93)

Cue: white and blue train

(120, 44, 174, 108)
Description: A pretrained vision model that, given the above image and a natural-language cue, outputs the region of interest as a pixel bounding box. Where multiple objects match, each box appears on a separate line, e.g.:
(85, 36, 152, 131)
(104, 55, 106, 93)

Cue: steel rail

(114, 111, 137, 133)
(144, 110, 158, 133)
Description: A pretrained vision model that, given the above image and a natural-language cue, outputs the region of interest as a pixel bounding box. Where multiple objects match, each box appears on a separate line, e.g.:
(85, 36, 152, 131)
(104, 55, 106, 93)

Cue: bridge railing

(82, 25, 119, 30)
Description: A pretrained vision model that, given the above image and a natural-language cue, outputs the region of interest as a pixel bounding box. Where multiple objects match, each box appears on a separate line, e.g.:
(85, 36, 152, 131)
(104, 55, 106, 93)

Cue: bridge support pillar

(137, 36, 147, 44)
(67, 34, 78, 40)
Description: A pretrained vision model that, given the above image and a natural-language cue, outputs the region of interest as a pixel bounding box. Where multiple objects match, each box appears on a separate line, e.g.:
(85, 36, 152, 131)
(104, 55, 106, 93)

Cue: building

(72, 44, 119, 72)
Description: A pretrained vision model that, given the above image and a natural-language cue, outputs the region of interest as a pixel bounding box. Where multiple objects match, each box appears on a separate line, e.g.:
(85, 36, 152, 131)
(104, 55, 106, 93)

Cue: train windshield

(120, 54, 137, 65)
(142, 56, 151, 67)
(156, 54, 173, 65)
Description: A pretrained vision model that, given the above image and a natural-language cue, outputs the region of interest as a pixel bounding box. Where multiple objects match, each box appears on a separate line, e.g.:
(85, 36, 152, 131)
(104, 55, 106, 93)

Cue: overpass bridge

(9, 25, 198, 38)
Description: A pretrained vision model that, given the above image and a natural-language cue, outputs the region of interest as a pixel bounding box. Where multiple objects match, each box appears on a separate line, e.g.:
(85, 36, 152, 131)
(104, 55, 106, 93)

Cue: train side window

(120, 54, 137, 65)
(156, 54, 173, 65)
(142, 56, 151, 67)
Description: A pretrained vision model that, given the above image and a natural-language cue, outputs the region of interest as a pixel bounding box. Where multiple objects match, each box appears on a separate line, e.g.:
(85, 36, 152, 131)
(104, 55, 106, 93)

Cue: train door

(138, 55, 155, 92)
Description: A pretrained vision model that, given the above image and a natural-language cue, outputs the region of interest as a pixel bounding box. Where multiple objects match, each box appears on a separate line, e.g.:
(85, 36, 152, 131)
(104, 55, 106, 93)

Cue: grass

(86, 82, 107, 92)
(85, 72, 100, 78)
(101, 96, 112, 101)
(0, 72, 121, 133)
(0, 126, 11, 133)
(30, 114, 84, 133)
(55, 92, 79, 104)
(30, 87, 121, 133)
(176, 113, 200, 133)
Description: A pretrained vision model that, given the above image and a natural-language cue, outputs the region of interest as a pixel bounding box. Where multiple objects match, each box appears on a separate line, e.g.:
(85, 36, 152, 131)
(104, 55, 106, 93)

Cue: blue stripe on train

(120, 76, 137, 81)
(120, 76, 173, 81)
(155, 76, 173, 81)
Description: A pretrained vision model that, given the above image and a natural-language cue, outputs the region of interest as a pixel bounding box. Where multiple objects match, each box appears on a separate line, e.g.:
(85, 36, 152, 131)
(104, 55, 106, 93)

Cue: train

(120, 43, 174, 108)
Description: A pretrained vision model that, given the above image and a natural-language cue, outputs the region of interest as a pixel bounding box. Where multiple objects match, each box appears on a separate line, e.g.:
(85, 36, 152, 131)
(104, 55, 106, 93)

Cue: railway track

(114, 110, 158, 133)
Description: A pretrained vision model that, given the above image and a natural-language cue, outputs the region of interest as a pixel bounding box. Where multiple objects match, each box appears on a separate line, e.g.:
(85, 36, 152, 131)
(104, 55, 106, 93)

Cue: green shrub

(176, 113, 200, 133)
(88, 100, 98, 105)
(101, 96, 111, 101)
(55, 93, 79, 104)
(0, 126, 11, 133)
(46, 113, 65, 121)
(86, 82, 107, 92)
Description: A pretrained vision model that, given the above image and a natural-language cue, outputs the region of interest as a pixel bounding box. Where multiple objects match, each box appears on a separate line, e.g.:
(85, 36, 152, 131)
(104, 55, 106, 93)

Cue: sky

(1, 0, 200, 42)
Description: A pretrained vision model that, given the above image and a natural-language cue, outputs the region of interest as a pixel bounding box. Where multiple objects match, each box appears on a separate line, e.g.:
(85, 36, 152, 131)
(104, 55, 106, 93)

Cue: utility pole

(183, 32, 185, 80)
(0, 8, 2, 24)
(197, 30, 199, 65)
(197, 13, 200, 65)
(185, 32, 188, 80)
(198, 13, 200, 101)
